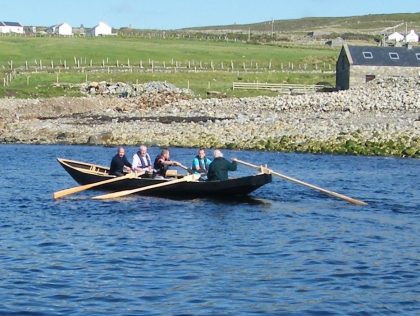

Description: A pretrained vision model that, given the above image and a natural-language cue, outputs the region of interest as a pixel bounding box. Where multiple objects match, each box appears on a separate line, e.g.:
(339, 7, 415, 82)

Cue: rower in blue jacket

(191, 148, 212, 176)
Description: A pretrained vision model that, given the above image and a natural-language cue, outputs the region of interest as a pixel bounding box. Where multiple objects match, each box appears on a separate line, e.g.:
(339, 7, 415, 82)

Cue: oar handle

(233, 159, 262, 170)
(92, 173, 200, 200)
(234, 159, 368, 206)
(176, 163, 194, 174)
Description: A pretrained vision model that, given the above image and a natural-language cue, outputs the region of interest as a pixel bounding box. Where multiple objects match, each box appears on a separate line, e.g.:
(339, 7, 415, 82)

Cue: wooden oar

(92, 173, 201, 200)
(234, 159, 368, 206)
(177, 163, 194, 174)
(53, 172, 138, 200)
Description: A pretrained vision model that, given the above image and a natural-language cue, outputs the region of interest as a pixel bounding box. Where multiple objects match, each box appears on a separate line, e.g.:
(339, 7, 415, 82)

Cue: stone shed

(336, 44, 420, 90)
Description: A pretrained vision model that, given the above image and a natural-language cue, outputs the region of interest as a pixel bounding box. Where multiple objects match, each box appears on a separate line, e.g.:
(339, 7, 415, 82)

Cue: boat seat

(165, 170, 178, 177)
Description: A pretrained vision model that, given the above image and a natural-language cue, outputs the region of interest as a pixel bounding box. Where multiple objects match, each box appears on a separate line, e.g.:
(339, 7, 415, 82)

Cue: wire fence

(1, 58, 335, 87)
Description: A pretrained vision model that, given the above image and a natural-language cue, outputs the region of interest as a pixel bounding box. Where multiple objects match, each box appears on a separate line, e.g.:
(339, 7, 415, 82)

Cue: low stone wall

(0, 78, 418, 157)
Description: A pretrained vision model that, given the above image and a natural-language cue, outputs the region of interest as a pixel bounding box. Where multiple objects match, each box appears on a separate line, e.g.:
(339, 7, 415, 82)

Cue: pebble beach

(0, 77, 418, 157)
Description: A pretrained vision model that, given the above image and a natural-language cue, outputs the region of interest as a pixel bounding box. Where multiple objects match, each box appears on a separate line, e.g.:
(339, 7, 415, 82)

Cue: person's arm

(109, 156, 117, 173)
(207, 162, 215, 181)
(162, 159, 179, 166)
(132, 154, 140, 171)
(192, 158, 200, 171)
(227, 159, 237, 171)
(123, 156, 132, 169)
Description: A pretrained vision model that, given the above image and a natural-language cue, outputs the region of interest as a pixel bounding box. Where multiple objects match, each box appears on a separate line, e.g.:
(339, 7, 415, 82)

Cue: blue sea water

(0, 144, 419, 315)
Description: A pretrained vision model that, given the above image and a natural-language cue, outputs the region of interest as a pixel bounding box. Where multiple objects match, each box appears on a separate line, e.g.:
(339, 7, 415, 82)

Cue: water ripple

(0, 145, 419, 315)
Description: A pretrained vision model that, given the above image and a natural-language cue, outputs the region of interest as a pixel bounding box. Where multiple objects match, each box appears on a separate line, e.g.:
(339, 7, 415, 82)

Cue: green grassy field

(0, 36, 337, 98)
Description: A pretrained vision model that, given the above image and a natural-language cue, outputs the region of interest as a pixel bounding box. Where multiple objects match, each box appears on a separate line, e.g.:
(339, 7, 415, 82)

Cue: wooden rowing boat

(57, 158, 272, 199)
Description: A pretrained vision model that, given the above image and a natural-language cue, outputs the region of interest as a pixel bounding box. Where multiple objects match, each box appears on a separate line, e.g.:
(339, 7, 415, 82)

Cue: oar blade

(234, 159, 368, 206)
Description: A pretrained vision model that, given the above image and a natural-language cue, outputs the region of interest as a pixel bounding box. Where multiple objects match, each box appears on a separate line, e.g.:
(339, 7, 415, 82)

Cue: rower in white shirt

(132, 145, 153, 174)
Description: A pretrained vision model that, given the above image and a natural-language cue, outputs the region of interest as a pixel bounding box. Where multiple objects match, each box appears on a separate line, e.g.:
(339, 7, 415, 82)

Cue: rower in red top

(153, 148, 181, 177)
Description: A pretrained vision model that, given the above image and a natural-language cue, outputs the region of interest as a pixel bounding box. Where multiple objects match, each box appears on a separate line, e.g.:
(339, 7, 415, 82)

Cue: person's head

(213, 149, 223, 159)
(198, 148, 206, 159)
(139, 145, 147, 156)
(118, 147, 125, 157)
(161, 148, 170, 159)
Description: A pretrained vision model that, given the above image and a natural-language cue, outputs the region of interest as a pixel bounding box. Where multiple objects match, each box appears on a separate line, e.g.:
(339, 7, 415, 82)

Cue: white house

(47, 23, 73, 36)
(388, 32, 404, 42)
(405, 30, 419, 43)
(88, 22, 112, 36)
(0, 21, 24, 34)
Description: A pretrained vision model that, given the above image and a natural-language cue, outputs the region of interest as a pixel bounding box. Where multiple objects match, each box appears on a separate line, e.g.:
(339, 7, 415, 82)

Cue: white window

(363, 52, 373, 59)
(389, 52, 399, 60)
(416, 53, 420, 61)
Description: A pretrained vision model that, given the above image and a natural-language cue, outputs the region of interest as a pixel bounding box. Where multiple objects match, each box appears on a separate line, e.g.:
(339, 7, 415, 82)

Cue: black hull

(58, 158, 272, 199)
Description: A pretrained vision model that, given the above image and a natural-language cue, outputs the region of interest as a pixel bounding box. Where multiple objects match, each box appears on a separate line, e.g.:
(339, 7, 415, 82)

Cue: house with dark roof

(336, 44, 420, 90)
(0, 21, 24, 34)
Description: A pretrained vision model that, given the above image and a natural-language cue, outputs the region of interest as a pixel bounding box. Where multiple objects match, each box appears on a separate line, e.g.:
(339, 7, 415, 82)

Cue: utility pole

(271, 18, 274, 37)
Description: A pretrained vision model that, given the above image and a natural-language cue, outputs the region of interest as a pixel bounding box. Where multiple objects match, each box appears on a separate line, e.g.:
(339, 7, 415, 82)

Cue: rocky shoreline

(0, 78, 419, 158)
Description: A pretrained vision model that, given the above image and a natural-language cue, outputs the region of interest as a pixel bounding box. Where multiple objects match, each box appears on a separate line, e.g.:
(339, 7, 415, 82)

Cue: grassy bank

(0, 36, 336, 98)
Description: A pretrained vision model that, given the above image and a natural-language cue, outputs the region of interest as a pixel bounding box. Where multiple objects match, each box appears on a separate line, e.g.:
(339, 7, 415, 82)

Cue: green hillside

(185, 12, 420, 34)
